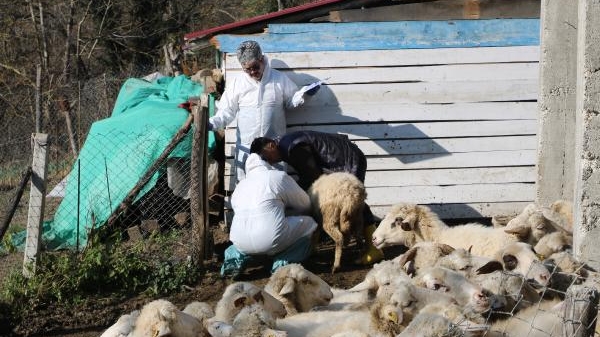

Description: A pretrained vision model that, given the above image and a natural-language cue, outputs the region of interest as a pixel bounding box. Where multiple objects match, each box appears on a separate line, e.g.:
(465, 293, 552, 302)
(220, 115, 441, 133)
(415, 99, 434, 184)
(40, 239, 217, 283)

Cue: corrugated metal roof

(183, 0, 394, 43)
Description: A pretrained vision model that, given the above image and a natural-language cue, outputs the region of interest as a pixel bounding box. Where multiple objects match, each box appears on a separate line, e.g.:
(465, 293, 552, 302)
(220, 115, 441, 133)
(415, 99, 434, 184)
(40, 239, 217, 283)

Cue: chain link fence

(1, 73, 221, 280)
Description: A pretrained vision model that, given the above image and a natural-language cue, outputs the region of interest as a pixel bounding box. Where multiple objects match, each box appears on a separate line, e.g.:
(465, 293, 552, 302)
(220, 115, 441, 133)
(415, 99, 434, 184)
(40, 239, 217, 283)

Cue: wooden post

(562, 281, 599, 337)
(57, 95, 78, 158)
(35, 64, 41, 133)
(190, 94, 210, 267)
(0, 167, 32, 242)
(23, 133, 49, 277)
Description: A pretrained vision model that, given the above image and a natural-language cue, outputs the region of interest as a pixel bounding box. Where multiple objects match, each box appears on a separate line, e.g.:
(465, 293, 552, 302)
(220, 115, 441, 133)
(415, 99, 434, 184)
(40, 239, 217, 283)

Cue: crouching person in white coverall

(221, 153, 318, 279)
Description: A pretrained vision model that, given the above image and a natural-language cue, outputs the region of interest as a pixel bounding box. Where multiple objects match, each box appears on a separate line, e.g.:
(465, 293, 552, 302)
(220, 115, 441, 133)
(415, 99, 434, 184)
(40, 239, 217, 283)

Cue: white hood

(245, 153, 271, 173)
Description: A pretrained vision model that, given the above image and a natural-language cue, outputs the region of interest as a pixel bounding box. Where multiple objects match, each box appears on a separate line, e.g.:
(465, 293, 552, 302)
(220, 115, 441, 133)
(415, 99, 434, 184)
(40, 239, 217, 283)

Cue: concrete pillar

(573, 0, 600, 270)
(535, 0, 578, 206)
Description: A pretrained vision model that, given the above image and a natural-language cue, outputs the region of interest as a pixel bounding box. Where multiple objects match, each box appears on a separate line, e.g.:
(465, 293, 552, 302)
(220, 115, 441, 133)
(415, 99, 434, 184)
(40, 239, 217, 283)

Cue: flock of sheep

(99, 190, 598, 337)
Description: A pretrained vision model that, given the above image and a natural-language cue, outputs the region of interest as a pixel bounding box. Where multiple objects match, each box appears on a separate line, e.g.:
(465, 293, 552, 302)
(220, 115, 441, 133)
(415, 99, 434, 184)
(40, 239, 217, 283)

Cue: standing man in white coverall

(221, 153, 318, 279)
(208, 40, 320, 181)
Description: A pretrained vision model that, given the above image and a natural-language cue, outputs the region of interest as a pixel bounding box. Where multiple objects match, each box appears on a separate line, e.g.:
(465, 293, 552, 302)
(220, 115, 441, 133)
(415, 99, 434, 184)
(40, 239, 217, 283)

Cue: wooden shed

(184, 0, 542, 222)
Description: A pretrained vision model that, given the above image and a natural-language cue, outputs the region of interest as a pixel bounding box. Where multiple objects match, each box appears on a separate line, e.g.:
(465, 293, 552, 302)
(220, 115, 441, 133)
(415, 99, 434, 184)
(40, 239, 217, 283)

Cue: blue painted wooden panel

(214, 19, 540, 53)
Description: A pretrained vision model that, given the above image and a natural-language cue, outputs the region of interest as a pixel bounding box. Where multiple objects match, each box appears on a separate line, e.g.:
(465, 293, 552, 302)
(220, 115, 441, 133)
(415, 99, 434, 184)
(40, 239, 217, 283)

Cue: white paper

(298, 79, 326, 94)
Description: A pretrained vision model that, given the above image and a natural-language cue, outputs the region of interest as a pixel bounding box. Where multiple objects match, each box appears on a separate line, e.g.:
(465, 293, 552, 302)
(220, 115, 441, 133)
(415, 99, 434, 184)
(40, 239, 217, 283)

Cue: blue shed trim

(213, 19, 540, 53)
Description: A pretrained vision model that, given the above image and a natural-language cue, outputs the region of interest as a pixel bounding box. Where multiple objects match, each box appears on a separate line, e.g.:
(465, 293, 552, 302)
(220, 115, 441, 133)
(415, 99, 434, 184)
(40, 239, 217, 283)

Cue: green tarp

(12, 75, 215, 250)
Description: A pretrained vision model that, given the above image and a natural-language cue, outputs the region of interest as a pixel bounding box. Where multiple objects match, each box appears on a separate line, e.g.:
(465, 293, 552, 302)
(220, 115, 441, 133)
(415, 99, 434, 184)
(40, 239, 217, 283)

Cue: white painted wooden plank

(288, 101, 538, 124)
(225, 62, 539, 84)
(224, 120, 538, 144)
(299, 80, 538, 105)
(224, 150, 536, 175)
(220, 102, 537, 127)
(366, 150, 537, 170)
(221, 200, 531, 220)
(224, 135, 537, 157)
(224, 46, 540, 68)
(364, 166, 536, 187)
(370, 202, 533, 220)
(223, 166, 536, 191)
(365, 183, 535, 205)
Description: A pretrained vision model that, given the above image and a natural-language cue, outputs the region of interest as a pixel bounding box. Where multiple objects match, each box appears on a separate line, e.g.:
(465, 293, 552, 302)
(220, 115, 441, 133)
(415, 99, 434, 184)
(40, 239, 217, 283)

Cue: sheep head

(479, 242, 551, 288)
(264, 264, 333, 314)
(372, 203, 447, 250)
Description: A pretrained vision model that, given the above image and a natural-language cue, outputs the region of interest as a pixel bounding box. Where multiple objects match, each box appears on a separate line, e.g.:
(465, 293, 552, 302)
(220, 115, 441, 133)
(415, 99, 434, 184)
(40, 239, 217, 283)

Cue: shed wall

(216, 19, 540, 220)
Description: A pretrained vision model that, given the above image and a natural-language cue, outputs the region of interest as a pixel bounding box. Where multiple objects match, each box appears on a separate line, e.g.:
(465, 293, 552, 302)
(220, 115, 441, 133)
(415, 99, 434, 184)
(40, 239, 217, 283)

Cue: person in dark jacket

(250, 130, 384, 265)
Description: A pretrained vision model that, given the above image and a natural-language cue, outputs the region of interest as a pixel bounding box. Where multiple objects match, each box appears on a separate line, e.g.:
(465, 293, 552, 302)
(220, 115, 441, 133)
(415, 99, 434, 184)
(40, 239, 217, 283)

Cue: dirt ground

(0, 221, 406, 337)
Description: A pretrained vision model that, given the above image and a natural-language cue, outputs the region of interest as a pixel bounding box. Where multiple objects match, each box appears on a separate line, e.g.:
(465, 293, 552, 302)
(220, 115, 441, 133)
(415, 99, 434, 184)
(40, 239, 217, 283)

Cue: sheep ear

(476, 261, 504, 274)
(233, 295, 248, 308)
(348, 279, 375, 292)
(504, 226, 529, 238)
(439, 243, 455, 255)
(253, 291, 264, 303)
(278, 278, 295, 296)
(396, 246, 418, 268)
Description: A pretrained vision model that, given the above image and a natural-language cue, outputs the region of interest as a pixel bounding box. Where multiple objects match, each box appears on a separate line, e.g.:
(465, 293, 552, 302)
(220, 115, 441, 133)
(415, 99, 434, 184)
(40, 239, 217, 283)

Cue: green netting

(12, 75, 215, 250)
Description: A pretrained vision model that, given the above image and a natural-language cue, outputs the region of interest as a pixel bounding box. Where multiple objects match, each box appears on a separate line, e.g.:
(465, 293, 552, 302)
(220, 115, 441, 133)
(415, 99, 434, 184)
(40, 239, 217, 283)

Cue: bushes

(1, 229, 200, 317)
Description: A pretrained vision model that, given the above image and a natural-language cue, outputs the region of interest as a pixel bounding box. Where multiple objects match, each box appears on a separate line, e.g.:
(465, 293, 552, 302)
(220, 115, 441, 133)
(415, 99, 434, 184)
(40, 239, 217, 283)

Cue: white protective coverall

(209, 56, 304, 181)
(229, 153, 317, 255)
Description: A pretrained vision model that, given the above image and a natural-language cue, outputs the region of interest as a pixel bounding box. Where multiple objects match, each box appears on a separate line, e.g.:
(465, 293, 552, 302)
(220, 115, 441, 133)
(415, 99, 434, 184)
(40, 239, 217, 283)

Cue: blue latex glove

(207, 121, 214, 131)
(305, 84, 321, 96)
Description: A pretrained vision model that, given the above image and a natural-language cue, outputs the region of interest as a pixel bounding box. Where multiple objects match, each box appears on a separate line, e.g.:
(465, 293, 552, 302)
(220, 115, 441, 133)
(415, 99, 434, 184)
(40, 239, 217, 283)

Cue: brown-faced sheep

(371, 203, 519, 259)
(307, 172, 366, 273)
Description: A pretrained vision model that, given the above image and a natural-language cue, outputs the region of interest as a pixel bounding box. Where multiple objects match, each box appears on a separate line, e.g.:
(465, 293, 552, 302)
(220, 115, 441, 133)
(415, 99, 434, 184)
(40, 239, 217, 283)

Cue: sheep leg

(321, 208, 344, 274)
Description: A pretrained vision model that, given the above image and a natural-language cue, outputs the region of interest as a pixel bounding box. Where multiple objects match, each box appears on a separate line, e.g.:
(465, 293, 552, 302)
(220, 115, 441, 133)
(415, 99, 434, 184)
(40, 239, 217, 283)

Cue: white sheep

(128, 299, 203, 337)
(486, 299, 565, 337)
(322, 259, 410, 310)
(504, 203, 569, 245)
(413, 266, 492, 315)
(99, 310, 139, 337)
(534, 231, 573, 258)
(395, 312, 467, 337)
(182, 301, 214, 321)
(263, 263, 333, 315)
(274, 296, 403, 337)
(476, 242, 551, 288)
(431, 246, 540, 317)
(307, 172, 367, 273)
(393, 241, 456, 277)
(543, 250, 590, 297)
(207, 304, 288, 337)
(548, 199, 574, 233)
(371, 203, 519, 259)
(212, 282, 286, 324)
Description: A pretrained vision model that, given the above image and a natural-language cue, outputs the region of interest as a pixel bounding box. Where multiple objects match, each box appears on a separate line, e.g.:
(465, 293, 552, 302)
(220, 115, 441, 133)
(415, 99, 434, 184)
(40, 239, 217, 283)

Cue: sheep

(548, 199, 574, 233)
(395, 312, 466, 337)
(182, 301, 214, 321)
(413, 266, 492, 315)
(128, 299, 203, 337)
(307, 172, 367, 273)
(534, 231, 573, 258)
(543, 250, 590, 297)
(392, 241, 457, 277)
(99, 310, 139, 337)
(486, 299, 565, 337)
(371, 203, 519, 259)
(207, 304, 288, 337)
(212, 282, 287, 324)
(434, 247, 541, 316)
(477, 242, 551, 288)
(503, 203, 569, 245)
(274, 296, 404, 337)
(263, 263, 333, 315)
